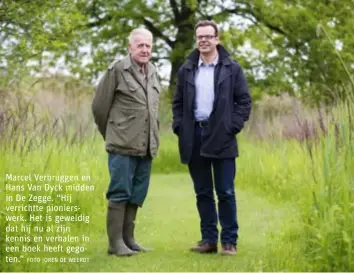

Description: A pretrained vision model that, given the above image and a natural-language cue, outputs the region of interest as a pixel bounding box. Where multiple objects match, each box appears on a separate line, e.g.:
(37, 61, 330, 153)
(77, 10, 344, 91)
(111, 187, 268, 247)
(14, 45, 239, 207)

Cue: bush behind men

(92, 28, 160, 256)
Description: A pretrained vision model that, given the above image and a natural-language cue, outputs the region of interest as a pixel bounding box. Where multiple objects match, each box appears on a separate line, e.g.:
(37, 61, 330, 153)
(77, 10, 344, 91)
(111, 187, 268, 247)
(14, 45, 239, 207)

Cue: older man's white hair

(128, 28, 153, 43)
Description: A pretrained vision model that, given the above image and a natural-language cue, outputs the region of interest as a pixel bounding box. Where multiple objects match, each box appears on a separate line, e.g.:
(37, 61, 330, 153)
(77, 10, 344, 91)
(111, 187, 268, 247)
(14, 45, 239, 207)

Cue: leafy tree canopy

(1, 0, 354, 104)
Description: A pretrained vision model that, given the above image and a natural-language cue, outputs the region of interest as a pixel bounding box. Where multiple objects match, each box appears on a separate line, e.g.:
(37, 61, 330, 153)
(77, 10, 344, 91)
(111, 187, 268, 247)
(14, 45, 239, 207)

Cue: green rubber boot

(107, 201, 137, 256)
(123, 203, 152, 252)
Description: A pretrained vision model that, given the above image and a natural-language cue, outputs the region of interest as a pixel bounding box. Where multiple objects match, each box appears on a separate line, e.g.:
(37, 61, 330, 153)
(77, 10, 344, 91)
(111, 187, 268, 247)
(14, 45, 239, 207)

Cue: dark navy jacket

(172, 45, 252, 164)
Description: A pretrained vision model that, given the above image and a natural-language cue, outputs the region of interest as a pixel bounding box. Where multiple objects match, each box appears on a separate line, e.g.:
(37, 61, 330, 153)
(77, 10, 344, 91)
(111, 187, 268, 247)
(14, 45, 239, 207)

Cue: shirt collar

(198, 53, 219, 67)
(130, 55, 147, 74)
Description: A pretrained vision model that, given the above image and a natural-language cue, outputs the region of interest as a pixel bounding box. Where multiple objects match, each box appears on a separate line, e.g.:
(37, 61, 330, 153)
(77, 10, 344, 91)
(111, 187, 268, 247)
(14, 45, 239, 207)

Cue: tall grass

(1, 104, 353, 271)
(299, 100, 354, 271)
(238, 100, 354, 271)
(237, 25, 354, 270)
(298, 25, 354, 271)
(1, 56, 353, 270)
(1, 138, 103, 272)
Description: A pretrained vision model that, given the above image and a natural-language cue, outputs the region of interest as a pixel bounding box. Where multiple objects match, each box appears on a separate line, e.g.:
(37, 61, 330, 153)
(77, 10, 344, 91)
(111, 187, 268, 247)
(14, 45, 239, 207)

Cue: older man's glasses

(196, 35, 216, 41)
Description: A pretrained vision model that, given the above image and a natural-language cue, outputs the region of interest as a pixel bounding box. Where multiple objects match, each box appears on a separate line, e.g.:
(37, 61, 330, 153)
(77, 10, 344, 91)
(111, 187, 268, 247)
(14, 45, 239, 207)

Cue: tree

(1, 0, 354, 103)
(0, 0, 85, 87)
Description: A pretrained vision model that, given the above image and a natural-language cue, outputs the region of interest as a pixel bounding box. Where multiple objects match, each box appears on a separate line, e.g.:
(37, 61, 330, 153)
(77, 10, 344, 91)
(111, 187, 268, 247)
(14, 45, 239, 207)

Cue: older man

(92, 28, 160, 256)
(172, 20, 251, 256)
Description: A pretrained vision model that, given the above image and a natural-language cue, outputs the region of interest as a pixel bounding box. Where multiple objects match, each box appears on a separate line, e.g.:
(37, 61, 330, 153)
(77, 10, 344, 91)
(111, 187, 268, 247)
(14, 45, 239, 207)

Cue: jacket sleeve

(92, 66, 118, 139)
(172, 67, 184, 135)
(231, 63, 252, 134)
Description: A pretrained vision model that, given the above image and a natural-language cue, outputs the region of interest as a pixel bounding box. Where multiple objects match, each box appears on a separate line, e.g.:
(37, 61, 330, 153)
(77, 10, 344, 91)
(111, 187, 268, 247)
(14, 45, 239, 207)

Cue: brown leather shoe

(190, 240, 217, 254)
(220, 244, 237, 256)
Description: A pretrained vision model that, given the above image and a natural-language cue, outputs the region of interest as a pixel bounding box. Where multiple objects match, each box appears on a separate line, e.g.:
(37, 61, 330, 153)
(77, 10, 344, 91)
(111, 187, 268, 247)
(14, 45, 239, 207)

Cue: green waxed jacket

(92, 55, 160, 157)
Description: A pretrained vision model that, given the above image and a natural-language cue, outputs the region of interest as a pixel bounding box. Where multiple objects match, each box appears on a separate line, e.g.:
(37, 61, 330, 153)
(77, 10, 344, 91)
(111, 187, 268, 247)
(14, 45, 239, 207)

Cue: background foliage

(1, 1, 354, 271)
(1, 0, 354, 103)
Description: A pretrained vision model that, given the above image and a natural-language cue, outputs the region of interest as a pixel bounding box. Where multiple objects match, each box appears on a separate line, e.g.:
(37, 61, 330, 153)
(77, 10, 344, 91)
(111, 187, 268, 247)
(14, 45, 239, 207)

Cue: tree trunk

(167, 13, 196, 101)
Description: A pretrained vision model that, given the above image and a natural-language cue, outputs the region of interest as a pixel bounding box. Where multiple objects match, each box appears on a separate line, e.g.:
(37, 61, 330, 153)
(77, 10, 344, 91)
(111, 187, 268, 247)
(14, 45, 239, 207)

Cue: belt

(196, 120, 209, 128)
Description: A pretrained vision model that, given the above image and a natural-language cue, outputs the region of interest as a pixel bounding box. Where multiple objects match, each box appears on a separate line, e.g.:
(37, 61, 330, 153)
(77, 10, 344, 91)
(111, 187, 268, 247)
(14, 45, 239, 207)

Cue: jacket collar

(185, 45, 231, 70)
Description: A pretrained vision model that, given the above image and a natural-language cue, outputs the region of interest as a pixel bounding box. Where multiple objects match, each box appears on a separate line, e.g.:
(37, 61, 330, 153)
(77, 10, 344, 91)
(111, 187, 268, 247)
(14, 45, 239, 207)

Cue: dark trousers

(107, 153, 152, 207)
(188, 125, 238, 246)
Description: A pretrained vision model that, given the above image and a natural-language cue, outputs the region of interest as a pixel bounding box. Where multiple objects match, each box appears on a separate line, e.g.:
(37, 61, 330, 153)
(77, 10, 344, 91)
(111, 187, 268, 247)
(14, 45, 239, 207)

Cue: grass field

(1, 136, 300, 272)
(1, 106, 353, 272)
(1, 85, 353, 272)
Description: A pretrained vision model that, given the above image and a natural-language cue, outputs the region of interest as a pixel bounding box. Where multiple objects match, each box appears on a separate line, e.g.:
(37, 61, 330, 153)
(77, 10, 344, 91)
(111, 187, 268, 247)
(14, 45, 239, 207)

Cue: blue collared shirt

(194, 54, 219, 121)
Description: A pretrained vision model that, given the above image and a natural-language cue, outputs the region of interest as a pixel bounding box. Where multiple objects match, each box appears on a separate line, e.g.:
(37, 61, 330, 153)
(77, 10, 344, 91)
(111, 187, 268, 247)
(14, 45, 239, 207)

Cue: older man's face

(129, 35, 152, 65)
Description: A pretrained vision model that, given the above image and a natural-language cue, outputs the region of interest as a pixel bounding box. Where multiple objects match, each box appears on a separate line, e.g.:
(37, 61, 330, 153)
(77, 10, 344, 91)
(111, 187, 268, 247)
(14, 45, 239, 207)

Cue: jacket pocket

(151, 84, 160, 114)
(126, 80, 140, 92)
(106, 108, 147, 150)
(231, 113, 244, 134)
(223, 114, 233, 135)
(107, 115, 136, 148)
(110, 114, 136, 128)
(117, 79, 140, 93)
(153, 83, 160, 93)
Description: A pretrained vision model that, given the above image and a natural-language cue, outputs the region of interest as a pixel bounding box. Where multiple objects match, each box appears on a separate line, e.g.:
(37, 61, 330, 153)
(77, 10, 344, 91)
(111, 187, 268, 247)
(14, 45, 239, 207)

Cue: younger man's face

(195, 26, 219, 55)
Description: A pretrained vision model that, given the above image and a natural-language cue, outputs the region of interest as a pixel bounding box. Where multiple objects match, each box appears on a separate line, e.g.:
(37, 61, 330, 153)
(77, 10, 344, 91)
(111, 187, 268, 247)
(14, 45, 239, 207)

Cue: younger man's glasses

(196, 35, 216, 40)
